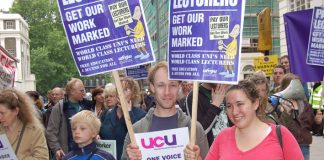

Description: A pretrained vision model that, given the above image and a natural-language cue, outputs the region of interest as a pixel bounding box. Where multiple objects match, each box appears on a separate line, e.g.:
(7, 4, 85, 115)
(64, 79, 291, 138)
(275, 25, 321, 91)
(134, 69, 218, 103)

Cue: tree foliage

(10, 0, 80, 94)
(11, 0, 112, 94)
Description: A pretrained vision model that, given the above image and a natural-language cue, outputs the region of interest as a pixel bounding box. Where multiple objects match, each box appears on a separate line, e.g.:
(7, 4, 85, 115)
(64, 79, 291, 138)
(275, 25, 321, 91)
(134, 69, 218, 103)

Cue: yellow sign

(254, 55, 278, 77)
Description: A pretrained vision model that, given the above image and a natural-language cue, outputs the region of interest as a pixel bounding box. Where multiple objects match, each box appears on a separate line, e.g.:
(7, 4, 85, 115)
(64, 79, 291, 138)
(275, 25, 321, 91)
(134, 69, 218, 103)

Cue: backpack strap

(276, 125, 283, 150)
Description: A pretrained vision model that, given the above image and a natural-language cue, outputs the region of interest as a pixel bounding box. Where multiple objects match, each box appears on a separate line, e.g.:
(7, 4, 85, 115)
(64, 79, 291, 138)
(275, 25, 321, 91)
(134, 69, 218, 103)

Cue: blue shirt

(63, 142, 115, 160)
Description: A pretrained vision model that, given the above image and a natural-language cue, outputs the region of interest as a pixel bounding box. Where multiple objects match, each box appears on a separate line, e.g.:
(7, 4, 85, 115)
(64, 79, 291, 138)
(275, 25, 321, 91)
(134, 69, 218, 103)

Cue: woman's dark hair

(91, 87, 104, 103)
(226, 79, 266, 122)
(26, 91, 40, 101)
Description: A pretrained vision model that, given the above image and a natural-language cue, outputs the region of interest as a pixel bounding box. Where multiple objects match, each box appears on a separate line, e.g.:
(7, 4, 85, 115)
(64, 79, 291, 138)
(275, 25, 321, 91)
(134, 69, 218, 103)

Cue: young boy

(63, 110, 115, 160)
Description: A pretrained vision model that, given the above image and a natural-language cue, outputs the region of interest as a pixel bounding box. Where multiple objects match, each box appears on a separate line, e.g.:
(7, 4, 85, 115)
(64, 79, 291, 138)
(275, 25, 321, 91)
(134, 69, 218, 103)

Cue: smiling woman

(203, 80, 304, 160)
(0, 89, 48, 159)
(99, 77, 146, 160)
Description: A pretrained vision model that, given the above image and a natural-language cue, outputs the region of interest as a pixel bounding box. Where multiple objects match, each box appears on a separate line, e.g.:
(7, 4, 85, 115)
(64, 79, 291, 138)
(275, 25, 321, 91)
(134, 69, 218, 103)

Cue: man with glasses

(43, 87, 65, 127)
(46, 78, 93, 160)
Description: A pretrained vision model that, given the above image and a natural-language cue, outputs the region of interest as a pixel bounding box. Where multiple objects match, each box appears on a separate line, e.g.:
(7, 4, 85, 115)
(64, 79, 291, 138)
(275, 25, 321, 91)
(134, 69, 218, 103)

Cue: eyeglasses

(78, 89, 85, 93)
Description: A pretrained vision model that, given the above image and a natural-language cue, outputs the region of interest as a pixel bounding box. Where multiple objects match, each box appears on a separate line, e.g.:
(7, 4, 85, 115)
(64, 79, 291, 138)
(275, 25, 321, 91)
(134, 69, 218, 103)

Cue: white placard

(135, 127, 189, 160)
(0, 134, 17, 160)
(97, 140, 117, 159)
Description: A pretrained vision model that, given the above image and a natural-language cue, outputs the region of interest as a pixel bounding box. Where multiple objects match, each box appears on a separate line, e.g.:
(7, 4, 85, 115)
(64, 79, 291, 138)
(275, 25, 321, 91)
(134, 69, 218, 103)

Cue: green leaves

(10, 0, 111, 94)
(10, 0, 79, 94)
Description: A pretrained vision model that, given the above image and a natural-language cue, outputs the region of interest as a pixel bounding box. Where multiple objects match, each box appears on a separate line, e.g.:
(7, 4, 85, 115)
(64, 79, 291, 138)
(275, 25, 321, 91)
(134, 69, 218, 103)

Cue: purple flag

(284, 9, 324, 82)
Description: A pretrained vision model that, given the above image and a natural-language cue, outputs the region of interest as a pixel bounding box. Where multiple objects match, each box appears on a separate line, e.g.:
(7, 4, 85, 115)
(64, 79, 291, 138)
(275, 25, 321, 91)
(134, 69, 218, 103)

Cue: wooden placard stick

(190, 81, 199, 145)
(112, 70, 136, 144)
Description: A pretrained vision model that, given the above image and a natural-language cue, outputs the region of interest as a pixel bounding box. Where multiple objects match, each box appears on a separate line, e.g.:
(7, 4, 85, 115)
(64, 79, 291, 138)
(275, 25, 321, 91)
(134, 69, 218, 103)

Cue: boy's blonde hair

(70, 110, 101, 135)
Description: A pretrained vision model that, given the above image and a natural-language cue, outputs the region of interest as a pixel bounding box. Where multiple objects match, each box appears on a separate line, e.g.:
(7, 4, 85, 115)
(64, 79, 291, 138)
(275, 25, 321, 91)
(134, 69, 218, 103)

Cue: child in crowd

(63, 110, 115, 160)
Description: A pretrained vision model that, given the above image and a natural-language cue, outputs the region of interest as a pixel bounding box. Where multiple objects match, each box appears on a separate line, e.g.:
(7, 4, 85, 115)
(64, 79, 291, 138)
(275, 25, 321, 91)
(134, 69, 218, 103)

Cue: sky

(1, 0, 14, 11)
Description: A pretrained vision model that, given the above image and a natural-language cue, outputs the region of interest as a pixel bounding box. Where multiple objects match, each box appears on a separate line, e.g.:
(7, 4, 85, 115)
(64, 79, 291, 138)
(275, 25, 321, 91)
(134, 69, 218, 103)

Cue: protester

(178, 81, 193, 101)
(43, 87, 65, 128)
(46, 78, 94, 160)
(103, 84, 119, 112)
(184, 80, 303, 160)
(121, 62, 209, 159)
(45, 89, 54, 109)
(309, 82, 324, 136)
(100, 77, 146, 160)
(142, 91, 155, 112)
(248, 71, 279, 124)
(52, 87, 65, 105)
(26, 90, 44, 122)
(63, 110, 115, 160)
(279, 55, 310, 99)
(92, 87, 106, 118)
(277, 73, 322, 160)
(270, 65, 286, 95)
(280, 55, 290, 73)
(0, 89, 49, 159)
(177, 81, 193, 113)
(185, 82, 229, 146)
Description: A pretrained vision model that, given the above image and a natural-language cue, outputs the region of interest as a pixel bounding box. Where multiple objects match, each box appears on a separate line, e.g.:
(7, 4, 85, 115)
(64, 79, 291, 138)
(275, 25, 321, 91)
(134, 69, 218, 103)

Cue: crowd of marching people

(0, 58, 324, 160)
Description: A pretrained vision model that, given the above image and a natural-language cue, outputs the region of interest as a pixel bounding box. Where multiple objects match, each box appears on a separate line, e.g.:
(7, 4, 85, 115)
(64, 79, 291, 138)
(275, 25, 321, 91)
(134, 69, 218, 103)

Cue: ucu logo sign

(141, 134, 177, 149)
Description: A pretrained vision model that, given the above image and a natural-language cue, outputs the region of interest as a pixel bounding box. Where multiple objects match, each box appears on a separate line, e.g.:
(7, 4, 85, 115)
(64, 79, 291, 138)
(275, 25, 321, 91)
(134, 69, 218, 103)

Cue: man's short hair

(148, 61, 168, 84)
(70, 110, 101, 135)
(272, 64, 286, 74)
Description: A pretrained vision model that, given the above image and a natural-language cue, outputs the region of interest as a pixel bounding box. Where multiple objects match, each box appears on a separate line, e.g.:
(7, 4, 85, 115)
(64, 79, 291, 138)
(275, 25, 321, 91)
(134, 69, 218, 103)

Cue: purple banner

(126, 64, 148, 80)
(284, 9, 324, 82)
(57, 0, 155, 76)
(306, 7, 324, 66)
(168, 0, 246, 84)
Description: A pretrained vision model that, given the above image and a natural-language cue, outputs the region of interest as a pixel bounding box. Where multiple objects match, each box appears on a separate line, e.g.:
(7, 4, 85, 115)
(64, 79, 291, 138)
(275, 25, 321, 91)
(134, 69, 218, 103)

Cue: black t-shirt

(149, 113, 178, 132)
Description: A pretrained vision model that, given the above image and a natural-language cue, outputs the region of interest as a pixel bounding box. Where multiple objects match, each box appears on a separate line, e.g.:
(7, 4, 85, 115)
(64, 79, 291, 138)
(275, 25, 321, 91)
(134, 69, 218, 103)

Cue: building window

(243, 65, 255, 72)
(4, 20, 16, 29)
(101, 79, 105, 86)
(83, 79, 88, 86)
(96, 79, 99, 86)
(289, 0, 310, 11)
(5, 38, 16, 56)
(90, 79, 93, 87)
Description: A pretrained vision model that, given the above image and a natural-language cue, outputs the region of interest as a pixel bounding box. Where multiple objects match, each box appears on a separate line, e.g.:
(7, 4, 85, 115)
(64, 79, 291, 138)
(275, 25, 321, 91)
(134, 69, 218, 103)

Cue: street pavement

(310, 136, 324, 160)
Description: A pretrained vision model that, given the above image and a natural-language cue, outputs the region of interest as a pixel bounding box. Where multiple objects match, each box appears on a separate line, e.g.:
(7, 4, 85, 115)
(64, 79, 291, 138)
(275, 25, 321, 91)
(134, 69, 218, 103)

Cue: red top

(205, 124, 303, 160)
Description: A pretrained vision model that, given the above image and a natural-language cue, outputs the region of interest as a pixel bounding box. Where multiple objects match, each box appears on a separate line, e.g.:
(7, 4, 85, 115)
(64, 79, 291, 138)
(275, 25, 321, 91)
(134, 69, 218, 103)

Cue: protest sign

(168, 0, 246, 84)
(284, 9, 324, 82)
(97, 140, 116, 159)
(257, 7, 272, 51)
(306, 7, 324, 66)
(126, 64, 149, 80)
(134, 127, 189, 160)
(0, 134, 17, 160)
(253, 55, 278, 77)
(57, 0, 155, 76)
(0, 46, 16, 90)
